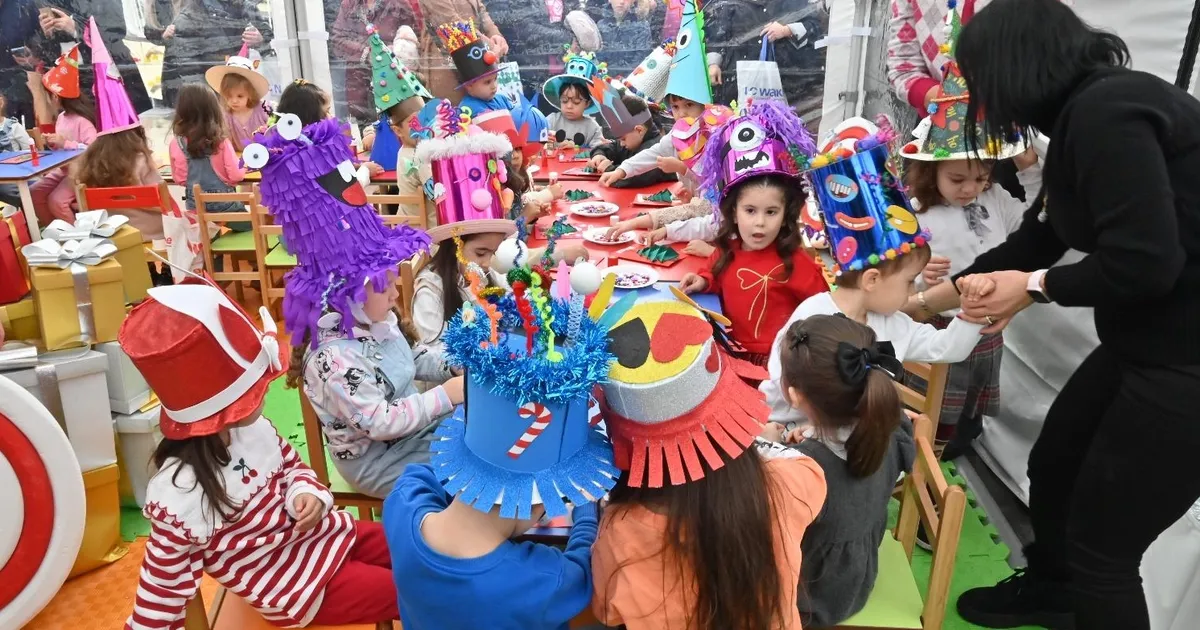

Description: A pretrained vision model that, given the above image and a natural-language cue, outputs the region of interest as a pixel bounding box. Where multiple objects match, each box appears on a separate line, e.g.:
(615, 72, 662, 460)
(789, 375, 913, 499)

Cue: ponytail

(847, 369, 902, 477)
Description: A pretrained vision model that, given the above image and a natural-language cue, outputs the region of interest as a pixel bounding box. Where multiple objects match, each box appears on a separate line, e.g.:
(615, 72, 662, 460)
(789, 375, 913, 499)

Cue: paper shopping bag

(736, 39, 787, 104)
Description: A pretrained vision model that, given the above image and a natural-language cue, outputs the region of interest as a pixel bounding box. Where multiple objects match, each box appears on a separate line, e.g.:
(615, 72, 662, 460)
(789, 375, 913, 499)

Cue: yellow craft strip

(588, 273, 617, 320)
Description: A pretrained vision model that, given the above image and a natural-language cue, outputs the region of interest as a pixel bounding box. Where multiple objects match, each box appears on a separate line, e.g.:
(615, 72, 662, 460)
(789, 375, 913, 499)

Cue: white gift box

(114, 405, 163, 508)
(1, 348, 116, 472)
(98, 341, 152, 415)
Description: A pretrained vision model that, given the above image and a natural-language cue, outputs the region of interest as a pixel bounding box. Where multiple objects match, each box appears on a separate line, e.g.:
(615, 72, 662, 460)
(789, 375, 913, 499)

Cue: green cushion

(840, 536, 925, 629)
(264, 244, 296, 267)
(266, 235, 280, 249)
(211, 230, 257, 252)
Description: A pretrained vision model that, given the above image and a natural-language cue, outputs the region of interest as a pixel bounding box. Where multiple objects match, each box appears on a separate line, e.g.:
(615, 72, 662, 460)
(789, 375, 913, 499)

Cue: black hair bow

(835, 341, 904, 387)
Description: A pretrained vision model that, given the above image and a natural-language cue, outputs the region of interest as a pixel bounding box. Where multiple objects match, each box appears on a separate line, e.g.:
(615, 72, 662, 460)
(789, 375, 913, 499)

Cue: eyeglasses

(560, 97, 587, 106)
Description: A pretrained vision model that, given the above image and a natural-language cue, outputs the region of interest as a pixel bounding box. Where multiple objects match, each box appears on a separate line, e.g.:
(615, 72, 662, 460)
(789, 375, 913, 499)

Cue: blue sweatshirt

(458, 94, 513, 119)
(383, 464, 599, 630)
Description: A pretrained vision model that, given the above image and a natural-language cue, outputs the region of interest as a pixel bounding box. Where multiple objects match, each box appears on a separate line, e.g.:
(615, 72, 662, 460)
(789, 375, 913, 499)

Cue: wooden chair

(897, 362, 949, 428)
(248, 189, 295, 317)
(184, 585, 395, 629)
(194, 185, 258, 302)
(836, 413, 966, 630)
(397, 253, 427, 319)
(298, 390, 385, 519)
(367, 193, 428, 230)
(75, 182, 173, 265)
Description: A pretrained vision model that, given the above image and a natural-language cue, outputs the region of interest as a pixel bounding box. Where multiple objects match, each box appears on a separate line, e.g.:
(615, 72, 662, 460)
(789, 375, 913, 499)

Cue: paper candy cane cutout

(588, 396, 601, 426)
(508, 402, 553, 458)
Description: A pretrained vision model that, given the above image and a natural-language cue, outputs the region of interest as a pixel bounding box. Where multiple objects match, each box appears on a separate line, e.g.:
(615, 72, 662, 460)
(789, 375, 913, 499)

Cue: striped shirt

(125, 418, 356, 629)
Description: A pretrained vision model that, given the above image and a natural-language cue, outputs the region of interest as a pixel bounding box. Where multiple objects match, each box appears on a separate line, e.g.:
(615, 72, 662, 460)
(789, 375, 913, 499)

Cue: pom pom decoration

(569, 260, 603, 295)
(471, 188, 492, 211)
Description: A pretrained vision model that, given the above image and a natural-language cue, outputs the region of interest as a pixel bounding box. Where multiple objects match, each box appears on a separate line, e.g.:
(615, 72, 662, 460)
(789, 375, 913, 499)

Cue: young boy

(438, 19, 509, 118)
(546, 82, 604, 150)
(588, 94, 672, 188)
(597, 93, 704, 188)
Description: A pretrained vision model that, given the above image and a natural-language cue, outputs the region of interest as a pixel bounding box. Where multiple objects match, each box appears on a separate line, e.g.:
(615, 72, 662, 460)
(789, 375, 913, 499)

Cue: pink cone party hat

(87, 16, 140, 135)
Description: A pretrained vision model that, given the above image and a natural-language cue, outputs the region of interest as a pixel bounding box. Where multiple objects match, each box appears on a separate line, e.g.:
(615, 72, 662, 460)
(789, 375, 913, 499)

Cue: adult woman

(912, 1, 1200, 628)
(417, 0, 507, 102)
(149, 0, 272, 107)
(330, 0, 418, 121)
(38, 0, 152, 113)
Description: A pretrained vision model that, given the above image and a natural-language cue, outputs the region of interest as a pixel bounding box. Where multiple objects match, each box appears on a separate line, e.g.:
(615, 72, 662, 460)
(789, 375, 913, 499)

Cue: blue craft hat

(810, 143, 930, 274)
(542, 51, 605, 115)
(664, 0, 713, 105)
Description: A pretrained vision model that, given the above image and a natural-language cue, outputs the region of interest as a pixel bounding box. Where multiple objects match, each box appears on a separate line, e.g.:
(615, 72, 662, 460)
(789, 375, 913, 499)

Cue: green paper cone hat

(366, 23, 431, 113)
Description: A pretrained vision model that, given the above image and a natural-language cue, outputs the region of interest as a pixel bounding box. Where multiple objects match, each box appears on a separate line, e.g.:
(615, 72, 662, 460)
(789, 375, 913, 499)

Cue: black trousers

(1023, 345, 1200, 629)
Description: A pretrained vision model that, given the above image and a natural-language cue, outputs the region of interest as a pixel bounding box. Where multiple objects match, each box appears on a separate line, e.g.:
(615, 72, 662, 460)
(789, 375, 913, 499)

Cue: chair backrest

(366, 193, 427, 230)
(897, 362, 948, 427)
(297, 389, 332, 487)
(193, 184, 256, 277)
(76, 182, 173, 215)
(894, 413, 967, 630)
(397, 253, 426, 318)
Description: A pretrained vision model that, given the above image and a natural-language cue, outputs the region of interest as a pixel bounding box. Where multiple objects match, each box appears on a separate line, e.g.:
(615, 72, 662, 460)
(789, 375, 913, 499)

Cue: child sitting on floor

(205, 43, 271, 147)
(775, 314, 917, 627)
(122, 281, 399, 628)
(587, 94, 672, 188)
(439, 19, 511, 118)
(169, 84, 249, 231)
(678, 101, 828, 367)
(30, 46, 97, 223)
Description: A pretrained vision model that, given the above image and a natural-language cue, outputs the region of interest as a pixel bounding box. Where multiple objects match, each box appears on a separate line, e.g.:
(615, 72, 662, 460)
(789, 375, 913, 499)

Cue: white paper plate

(569, 201, 620, 218)
(605, 264, 659, 289)
(582, 228, 635, 245)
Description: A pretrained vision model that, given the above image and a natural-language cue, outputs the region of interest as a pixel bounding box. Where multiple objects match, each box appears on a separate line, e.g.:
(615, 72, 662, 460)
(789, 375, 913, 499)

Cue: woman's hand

(490, 34, 509, 57)
(163, 24, 177, 39)
(442, 375, 465, 405)
(642, 227, 667, 245)
(589, 155, 612, 172)
(656, 156, 687, 175)
(922, 255, 951, 287)
(598, 168, 626, 187)
(40, 8, 76, 37)
(243, 26, 264, 46)
(291, 494, 324, 532)
(956, 270, 1034, 334)
(761, 22, 793, 42)
(678, 273, 708, 294)
(1012, 146, 1039, 172)
(708, 64, 722, 85)
(683, 240, 714, 258)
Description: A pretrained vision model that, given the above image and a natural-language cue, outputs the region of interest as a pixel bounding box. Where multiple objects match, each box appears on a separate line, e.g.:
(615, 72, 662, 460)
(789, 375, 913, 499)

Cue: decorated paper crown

(806, 117, 930, 274)
(618, 39, 677, 105)
(42, 45, 80, 99)
(588, 76, 650, 137)
(599, 290, 767, 487)
(242, 116, 431, 345)
(414, 100, 516, 242)
(901, 1, 1025, 162)
(205, 42, 269, 100)
(542, 49, 607, 115)
(364, 23, 431, 113)
(670, 104, 732, 171)
(88, 16, 140, 135)
(664, 0, 713, 105)
(437, 19, 501, 88)
(431, 254, 621, 518)
(698, 100, 816, 205)
(511, 94, 550, 161)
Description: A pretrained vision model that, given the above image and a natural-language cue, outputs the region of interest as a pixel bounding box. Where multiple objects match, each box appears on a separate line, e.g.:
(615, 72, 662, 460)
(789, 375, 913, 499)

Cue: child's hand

(760, 422, 786, 442)
(656, 156, 687, 175)
(683, 240, 714, 258)
(676, 188, 694, 204)
(708, 64, 722, 85)
(642, 227, 667, 245)
(443, 376, 465, 405)
(783, 426, 807, 444)
(678, 273, 708, 294)
(599, 168, 626, 187)
(362, 161, 384, 176)
(547, 183, 564, 200)
(589, 155, 613, 172)
(555, 243, 589, 264)
(956, 274, 997, 301)
(292, 494, 324, 532)
(923, 255, 951, 287)
(43, 133, 62, 148)
(559, 139, 577, 151)
(1012, 146, 1039, 171)
(605, 219, 636, 240)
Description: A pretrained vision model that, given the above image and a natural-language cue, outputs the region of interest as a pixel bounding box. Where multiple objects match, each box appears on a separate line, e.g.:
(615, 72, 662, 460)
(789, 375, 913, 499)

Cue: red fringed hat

(599, 295, 767, 487)
(41, 45, 81, 99)
(119, 279, 287, 439)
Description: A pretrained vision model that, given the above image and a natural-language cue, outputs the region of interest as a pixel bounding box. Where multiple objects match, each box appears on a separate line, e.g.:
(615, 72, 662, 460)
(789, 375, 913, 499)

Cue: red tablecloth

(527, 180, 708, 282)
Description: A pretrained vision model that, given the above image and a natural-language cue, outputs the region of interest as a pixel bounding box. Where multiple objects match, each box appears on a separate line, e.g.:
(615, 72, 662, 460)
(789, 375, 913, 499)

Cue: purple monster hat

(242, 116, 431, 346)
(698, 100, 816, 207)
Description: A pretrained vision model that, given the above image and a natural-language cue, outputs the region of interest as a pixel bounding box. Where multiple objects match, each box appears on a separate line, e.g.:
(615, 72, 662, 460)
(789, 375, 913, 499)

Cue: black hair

(276, 80, 330, 127)
(712, 174, 804, 279)
(559, 82, 592, 104)
(621, 94, 657, 133)
(958, 0, 1130, 150)
(153, 434, 241, 523)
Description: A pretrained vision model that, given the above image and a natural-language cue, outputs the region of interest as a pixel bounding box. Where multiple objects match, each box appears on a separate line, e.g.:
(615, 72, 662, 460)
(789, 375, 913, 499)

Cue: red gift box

(3, 208, 31, 247)
(0, 227, 29, 303)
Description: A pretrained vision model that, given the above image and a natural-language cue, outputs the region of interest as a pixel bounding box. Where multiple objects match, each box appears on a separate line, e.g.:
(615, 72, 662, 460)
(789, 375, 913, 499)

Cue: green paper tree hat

(367, 24, 431, 113)
(900, 2, 1025, 162)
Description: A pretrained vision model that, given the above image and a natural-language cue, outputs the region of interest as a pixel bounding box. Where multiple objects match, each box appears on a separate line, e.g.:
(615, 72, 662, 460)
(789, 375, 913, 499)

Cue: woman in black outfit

(913, 1, 1200, 628)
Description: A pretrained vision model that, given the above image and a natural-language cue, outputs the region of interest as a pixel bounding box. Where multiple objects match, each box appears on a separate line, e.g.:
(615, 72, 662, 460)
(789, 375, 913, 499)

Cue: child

(413, 228, 514, 357)
(475, 105, 564, 222)
(169, 84, 249, 231)
(75, 132, 165, 242)
(243, 114, 462, 499)
(275, 79, 332, 127)
(385, 239, 616, 630)
(776, 314, 917, 627)
(30, 46, 98, 224)
(759, 128, 984, 425)
(677, 101, 828, 367)
(587, 94, 672, 188)
(542, 50, 608, 149)
(437, 19, 509, 118)
(593, 296, 827, 630)
(0, 95, 34, 210)
(898, 43, 1043, 457)
(121, 281, 400, 628)
(205, 43, 271, 148)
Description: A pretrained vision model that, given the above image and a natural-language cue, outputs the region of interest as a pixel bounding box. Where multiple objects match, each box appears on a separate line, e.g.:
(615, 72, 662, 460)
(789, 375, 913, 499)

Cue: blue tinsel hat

(431, 256, 621, 518)
(542, 49, 606, 115)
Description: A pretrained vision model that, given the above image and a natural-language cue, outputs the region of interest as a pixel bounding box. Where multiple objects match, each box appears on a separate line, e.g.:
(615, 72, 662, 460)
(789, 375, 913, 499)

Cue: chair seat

(839, 536, 924, 629)
(211, 230, 257, 252)
(212, 591, 389, 629)
(266, 235, 281, 249)
(264, 243, 297, 267)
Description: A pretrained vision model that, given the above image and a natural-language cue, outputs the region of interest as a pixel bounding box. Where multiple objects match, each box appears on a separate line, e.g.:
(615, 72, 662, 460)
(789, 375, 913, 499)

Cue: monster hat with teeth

(242, 115, 431, 346)
(697, 99, 817, 207)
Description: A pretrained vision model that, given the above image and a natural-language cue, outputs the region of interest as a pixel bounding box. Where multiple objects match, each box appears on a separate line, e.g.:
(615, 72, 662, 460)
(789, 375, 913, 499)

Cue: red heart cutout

(650, 313, 712, 364)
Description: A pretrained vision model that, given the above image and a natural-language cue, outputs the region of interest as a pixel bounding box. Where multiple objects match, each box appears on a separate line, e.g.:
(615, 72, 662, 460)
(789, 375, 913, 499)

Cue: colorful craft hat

(600, 292, 767, 487)
(431, 256, 620, 518)
(242, 116, 431, 345)
(204, 42, 270, 101)
(901, 1, 1025, 161)
(42, 45, 80, 99)
(807, 119, 930, 274)
(364, 23, 431, 113)
(698, 100, 816, 204)
(120, 280, 285, 439)
(437, 19, 501, 88)
(588, 78, 650, 137)
(618, 39, 677, 105)
(412, 100, 517, 242)
(88, 16, 140, 135)
(664, 0, 712, 105)
(670, 104, 732, 171)
(510, 93, 550, 161)
(542, 50, 606, 115)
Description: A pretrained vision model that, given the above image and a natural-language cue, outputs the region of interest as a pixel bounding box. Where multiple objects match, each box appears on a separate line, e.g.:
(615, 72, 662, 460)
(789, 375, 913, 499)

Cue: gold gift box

(30, 260, 125, 349)
(69, 463, 128, 578)
(109, 225, 152, 303)
(0, 295, 39, 341)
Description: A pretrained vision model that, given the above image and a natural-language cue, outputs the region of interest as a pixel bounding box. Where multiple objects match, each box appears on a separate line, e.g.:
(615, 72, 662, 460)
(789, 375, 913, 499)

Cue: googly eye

(468, 47, 484, 60)
(276, 113, 303, 141)
(242, 143, 269, 169)
(729, 120, 766, 152)
(468, 167, 483, 181)
(677, 31, 692, 49)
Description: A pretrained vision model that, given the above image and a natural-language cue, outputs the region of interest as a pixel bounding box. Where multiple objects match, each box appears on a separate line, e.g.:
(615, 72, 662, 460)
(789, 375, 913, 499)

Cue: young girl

(169, 84, 249, 231)
(413, 227, 514, 357)
(121, 282, 399, 628)
(593, 297, 827, 630)
(31, 46, 98, 224)
(275, 79, 332, 127)
(76, 127, 165, 241)
(244, 113, 462, 499)
(678, 101, 828, 366)
(776, 314, 917, 627)
(205, 45, 272, 148)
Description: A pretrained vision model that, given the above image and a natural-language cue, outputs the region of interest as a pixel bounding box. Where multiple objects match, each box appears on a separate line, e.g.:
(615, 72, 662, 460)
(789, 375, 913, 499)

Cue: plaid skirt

(902, 315, 1003, 426)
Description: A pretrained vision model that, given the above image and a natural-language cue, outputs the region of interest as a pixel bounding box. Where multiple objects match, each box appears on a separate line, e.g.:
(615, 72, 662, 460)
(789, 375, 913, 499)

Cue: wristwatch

(1027, 269, 1052, 303)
